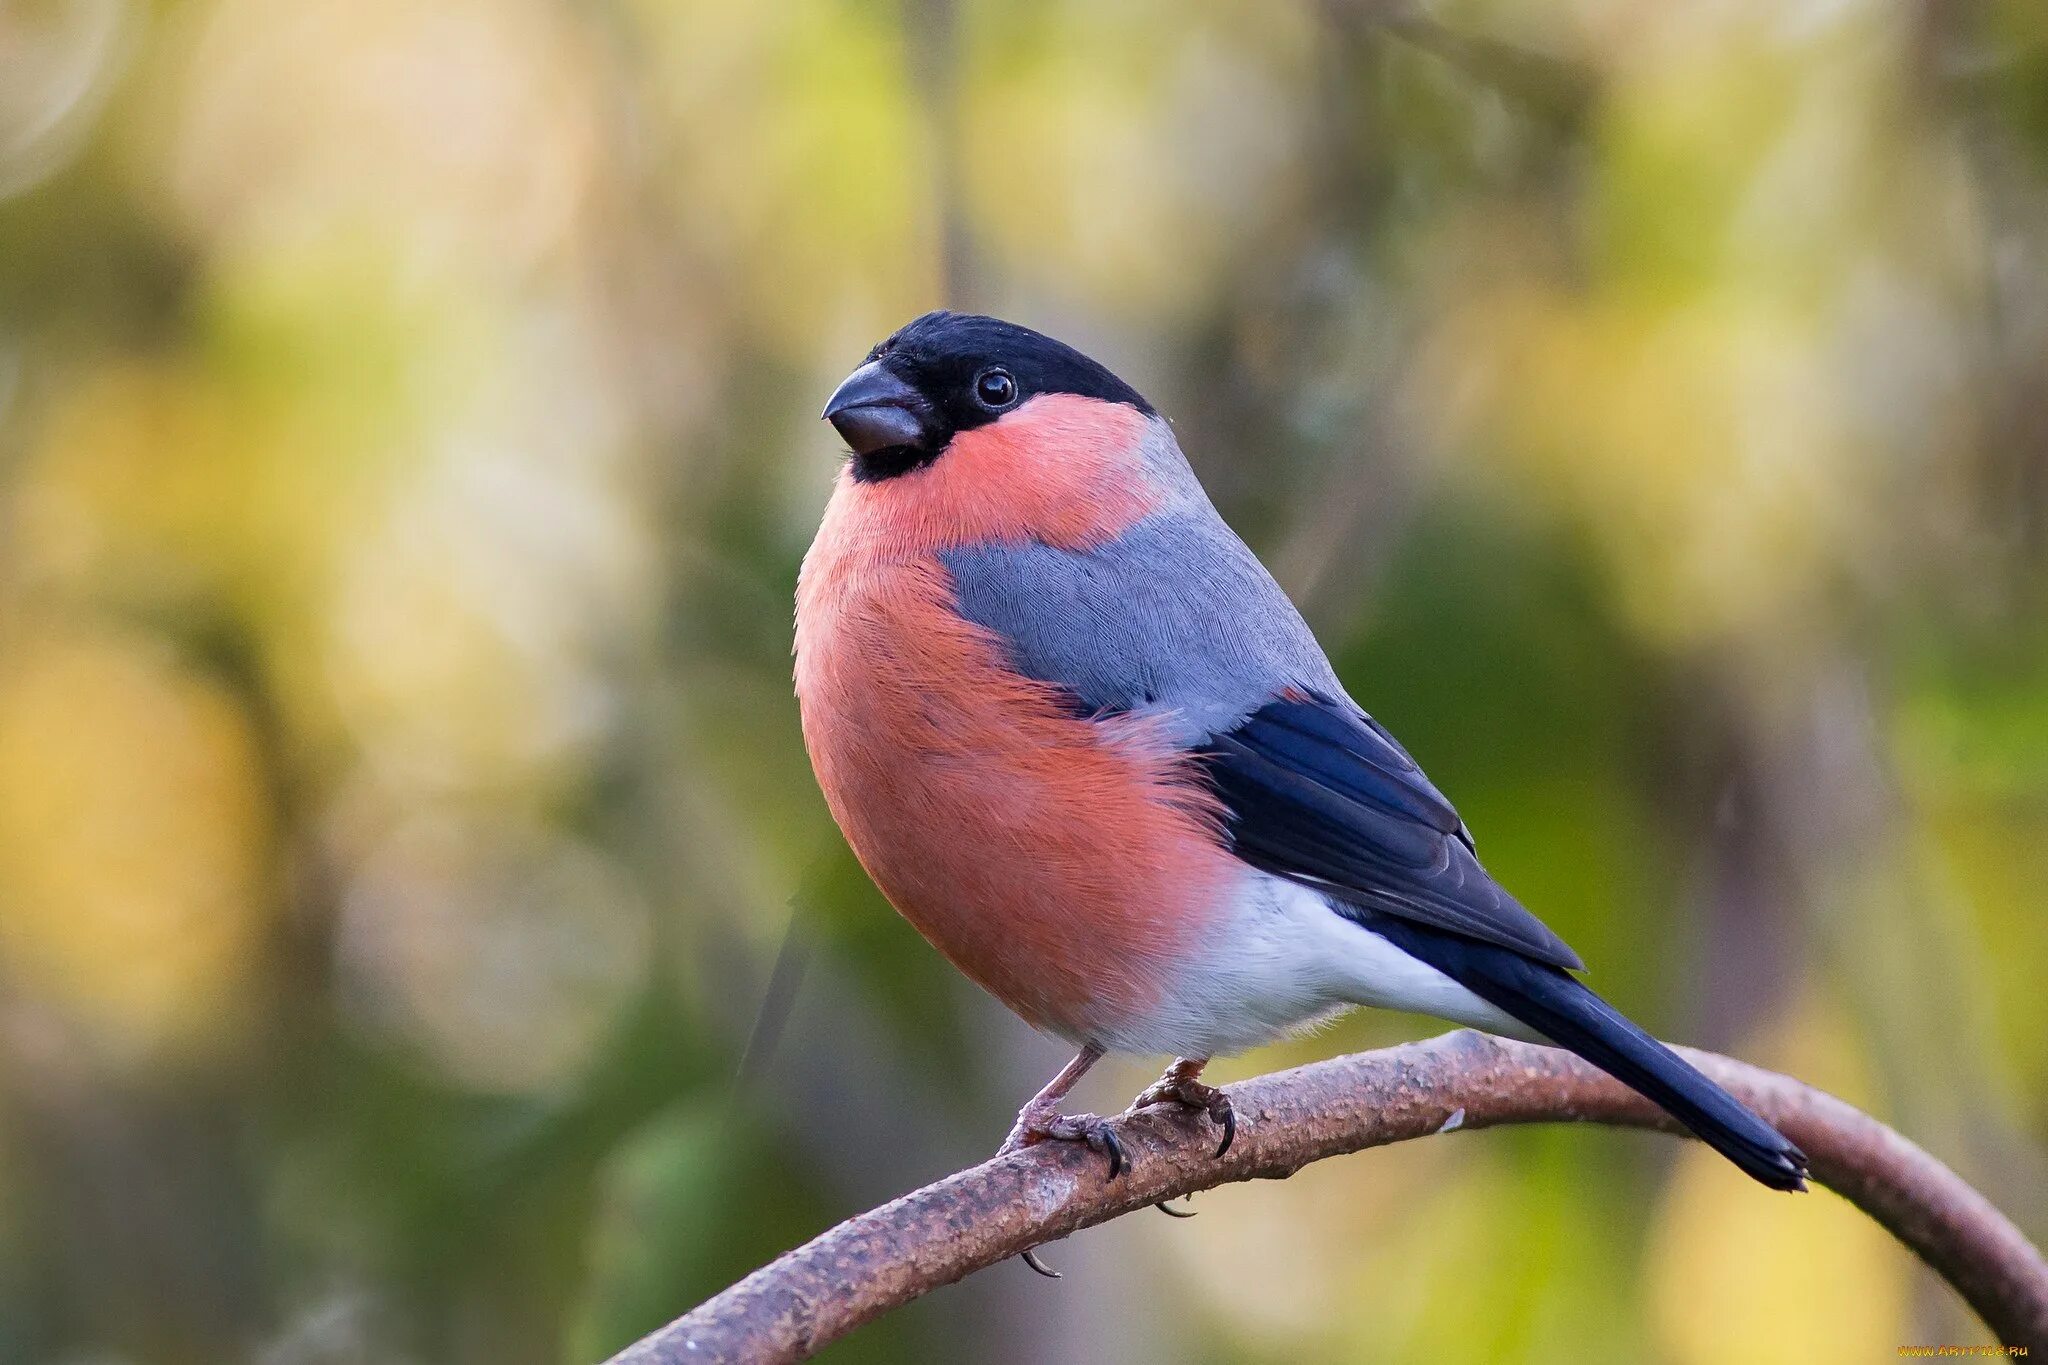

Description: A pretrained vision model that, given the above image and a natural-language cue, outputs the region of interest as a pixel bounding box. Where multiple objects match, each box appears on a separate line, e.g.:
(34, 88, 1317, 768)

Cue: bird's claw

(1045, 1114, 1125, 1179)
(1000, 1108, 1126, 1180)
(1133, 1075, 1236, 1157)
(1020, 1248, 1062, 1278)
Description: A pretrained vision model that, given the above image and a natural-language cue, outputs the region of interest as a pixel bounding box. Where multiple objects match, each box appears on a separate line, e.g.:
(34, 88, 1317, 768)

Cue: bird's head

(823, 310, 1157, 483)
(818, 311, 1174, 551)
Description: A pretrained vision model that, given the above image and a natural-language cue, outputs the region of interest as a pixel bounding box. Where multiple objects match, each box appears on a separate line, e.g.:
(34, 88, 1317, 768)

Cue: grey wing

(940, 509, 1345, 743)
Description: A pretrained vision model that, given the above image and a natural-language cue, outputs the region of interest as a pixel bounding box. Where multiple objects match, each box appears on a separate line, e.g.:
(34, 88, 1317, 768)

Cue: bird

(795, 309, 1807, 1196)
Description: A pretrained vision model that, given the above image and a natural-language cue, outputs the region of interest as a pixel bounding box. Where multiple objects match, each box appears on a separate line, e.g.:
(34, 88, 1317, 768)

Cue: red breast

(794, 395, 1234, 1042)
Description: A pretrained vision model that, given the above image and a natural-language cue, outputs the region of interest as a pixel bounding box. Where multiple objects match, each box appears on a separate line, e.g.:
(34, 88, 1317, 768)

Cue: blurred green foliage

(1, 0, 2045, 1361)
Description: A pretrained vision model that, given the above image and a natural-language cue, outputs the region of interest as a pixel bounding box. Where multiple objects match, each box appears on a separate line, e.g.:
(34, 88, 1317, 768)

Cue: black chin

(849, 444, 940, 483)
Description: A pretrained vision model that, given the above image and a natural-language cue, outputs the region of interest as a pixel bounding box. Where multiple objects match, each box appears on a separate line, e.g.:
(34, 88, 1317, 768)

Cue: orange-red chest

(793, 485, 1230, 1044)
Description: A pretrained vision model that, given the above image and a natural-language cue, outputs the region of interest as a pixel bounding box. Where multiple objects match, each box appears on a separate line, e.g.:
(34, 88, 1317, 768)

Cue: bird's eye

(974, 367, 1018, 410)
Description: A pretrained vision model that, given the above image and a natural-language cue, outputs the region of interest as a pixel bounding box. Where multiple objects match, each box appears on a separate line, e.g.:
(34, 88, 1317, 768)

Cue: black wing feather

(1203, 693, 1584, 972)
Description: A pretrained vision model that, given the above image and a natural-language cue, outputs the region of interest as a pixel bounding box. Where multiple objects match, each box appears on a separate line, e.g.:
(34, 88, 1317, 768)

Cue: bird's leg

(1130, 1056, 1236, 1156)
(997, 1044, 1126, 1179)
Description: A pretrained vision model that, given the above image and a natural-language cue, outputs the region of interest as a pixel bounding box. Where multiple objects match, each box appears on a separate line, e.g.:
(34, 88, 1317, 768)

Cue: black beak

(822, 362, 927, 456)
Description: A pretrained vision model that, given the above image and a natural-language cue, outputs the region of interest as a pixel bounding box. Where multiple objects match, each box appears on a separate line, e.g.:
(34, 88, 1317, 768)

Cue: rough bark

(606, 1031, 2048, 1363)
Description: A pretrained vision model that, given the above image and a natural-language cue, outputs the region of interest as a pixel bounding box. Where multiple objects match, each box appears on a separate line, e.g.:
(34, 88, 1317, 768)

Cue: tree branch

(605, 1031, 2048, 1363)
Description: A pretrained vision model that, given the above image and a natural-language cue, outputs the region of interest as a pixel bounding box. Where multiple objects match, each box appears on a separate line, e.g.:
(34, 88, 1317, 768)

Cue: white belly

(1087, 868, 1535, 1057)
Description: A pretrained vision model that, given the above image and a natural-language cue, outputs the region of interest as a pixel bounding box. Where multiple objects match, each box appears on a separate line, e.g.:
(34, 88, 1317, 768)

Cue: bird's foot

(999, 1100, 1126, 1179)
(1131, 1068, 1236, 1157)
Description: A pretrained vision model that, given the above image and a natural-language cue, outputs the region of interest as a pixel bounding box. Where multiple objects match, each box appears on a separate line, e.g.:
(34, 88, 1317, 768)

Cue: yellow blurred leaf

(0, 624, 273, 1063)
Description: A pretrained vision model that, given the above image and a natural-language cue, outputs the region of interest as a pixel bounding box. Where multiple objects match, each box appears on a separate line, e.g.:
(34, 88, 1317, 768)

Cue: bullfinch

(797, 310, 1807, 1195)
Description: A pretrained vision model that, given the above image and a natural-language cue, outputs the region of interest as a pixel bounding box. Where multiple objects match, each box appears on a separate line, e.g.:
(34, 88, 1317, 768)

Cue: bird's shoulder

(938, 509, 1343, 736)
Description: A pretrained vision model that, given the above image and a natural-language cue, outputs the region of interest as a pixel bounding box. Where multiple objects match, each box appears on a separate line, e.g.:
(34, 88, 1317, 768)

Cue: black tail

(1370, 918, 1808, 1191)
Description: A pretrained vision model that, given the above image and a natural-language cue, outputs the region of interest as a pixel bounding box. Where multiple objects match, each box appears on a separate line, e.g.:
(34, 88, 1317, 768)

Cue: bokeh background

(2, 0, 2046, 1361)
